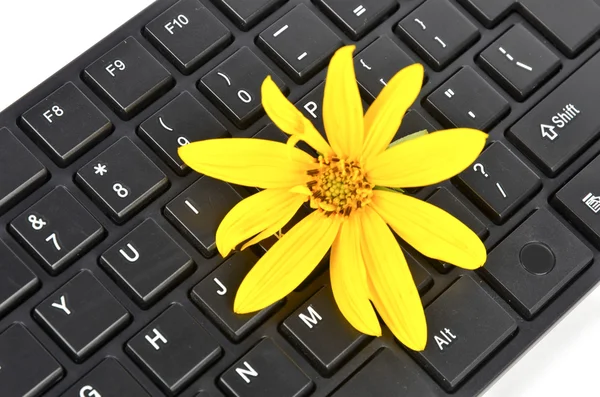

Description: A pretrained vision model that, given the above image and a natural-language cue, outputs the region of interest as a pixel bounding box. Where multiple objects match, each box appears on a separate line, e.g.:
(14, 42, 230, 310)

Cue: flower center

(306, 156, 373, 216)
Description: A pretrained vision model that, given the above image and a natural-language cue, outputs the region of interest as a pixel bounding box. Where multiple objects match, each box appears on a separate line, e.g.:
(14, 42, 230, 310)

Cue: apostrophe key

(456, 0, 514, 27)
(83, 37, 174, 119)
(0, 239, 39, 318)
(145, 0, 232, 74)
(212, 0, 288, 31)
(393, 110, 437, 142)
(21, 82, 113, 166)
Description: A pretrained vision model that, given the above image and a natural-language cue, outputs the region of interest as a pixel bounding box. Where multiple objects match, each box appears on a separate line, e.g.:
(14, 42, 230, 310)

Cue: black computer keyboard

(2, 0, 600, 395)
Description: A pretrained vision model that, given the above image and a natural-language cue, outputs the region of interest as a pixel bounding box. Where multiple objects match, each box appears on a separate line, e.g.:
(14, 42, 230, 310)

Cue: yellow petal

(216, 188, 307, 257)
(234, 211, 342, 313)
(359, 206, 427, 351)
(323, 46, 364, 160)
(361, 63, 425, 162)
(330, 215, 382, 336)
(262, 76, 334, 157)
(371, 190, 486, 270)
(178, 138, 314, 189)
(365, 128, 487, 188)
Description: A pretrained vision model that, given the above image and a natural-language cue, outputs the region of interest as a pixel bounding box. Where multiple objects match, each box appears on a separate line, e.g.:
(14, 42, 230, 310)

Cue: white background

(1, 1, 599, 396)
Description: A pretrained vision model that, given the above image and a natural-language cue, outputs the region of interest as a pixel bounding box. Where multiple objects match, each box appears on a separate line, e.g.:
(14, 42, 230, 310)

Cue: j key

(331, 349, 436, 397)
(34, 271, 131, 362)
(0, 127, 48, 215)
(281, 286, 371, 375)
(200, 47, 288, 129)
(456, 0, 514, 27)
(83, 37, 174, 119)
(508, 51, 600, 177)
(10, 187, 104, 274)
(139, 92, 228, 175)
(412, 276, 517, 391)
(165, 177, 243, 257)
(0, 324, 63, 397)
(62, 358, 150, 397)
(21, 82, 113, 166)
(257, 4, 343, 83)
(396, 0, 480, 71)
(212, 0, 288, 31)
(425, 67, 510, 131)
(219, 338, 313, 397)
(393, 110, 437, 142)
(314, 0, 398, 40)
(76, 137, 169, 224)
(100, 219, 194, 308)
(0, 239, 39, 318)
(479, 24, 561, 101)
(145, 0, 232, 74)
(191, 250, 282, 342)
(455, 142, 541, 224)
(126, 304, 222, 396)
(483, 209, 593, 319)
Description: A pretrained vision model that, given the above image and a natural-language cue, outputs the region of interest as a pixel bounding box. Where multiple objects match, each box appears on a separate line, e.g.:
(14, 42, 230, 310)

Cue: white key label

(434, 328, 457, 351)
(165, 14, 189, 35)
(106, 60, 126, 77)
(43, 105, 64, 123)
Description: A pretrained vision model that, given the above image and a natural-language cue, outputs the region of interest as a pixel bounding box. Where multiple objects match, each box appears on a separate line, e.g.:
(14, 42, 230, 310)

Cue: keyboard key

(21, 82, 112, 166)
(508, 51, 600, 177)
(62, 358, 150, 397)
(165, 177, 243, 257)
(281, 286, 371, 375)
(126, 304, 222, 395)
(314, 0, 398, 40)
(257, 4, 343, 83)
(83, 37, 174, 119)
(219, 338, 313, 397)
(100, 219, 194, 308)
(10, 187, 104, 274)
(0, 239, 39, 318)
(145, 0, 232, 74)
(403, 248, 434, 294)
(212, 0, 288, 30)
(455, 142, 541, 224)
(139, 92, 228, 175)
(199, 47, 288, 129)
(0, 127, 48, 215)
(412, 276, 517, 391)
(482, 209, 593, 319)
(425, 67, 510, 131)
(76, 137, 169, 224)
(396, 0, 480, 71)
(393, 110, 437, 142)
(457, 0, 514, 27)
(478, 24, 561, 101)
(0, 324, 63, 397)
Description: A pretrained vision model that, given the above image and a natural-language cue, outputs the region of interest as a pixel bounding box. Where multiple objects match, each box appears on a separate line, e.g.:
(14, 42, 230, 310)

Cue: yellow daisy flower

(179, 45, 487, 351)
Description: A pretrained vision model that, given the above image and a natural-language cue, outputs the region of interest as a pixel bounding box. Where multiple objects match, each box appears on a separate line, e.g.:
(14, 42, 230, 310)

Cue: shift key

(508, 52, 600, 177)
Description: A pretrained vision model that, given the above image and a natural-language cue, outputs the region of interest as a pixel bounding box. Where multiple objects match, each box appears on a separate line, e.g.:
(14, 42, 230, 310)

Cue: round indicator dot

(519, 242, 555, 276)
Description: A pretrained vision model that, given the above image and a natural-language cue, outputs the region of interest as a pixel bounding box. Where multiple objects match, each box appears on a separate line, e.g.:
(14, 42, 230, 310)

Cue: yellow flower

(179, 45, 487, 351)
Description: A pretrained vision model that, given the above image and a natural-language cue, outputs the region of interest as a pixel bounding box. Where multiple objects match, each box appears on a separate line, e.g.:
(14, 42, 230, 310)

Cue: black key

(83, 37, 174, 119)
(139, 92, 228, 175)
(482, 209, 593, 319)
(219, 338, 313, 397)
(21, 82, 112, 166)
(126, 304, 222, 396)
(331, 349, 436, 397)
(257, 4, 343, 83)
(0, 239, 39, 318)
(145, 0, 232, 74)
(191, 250, 282, 342)
(403, 248, 434, 294)
(478, 24, 561, 101)
(165, 177, 243, 257)
(412, 276, 517, 391)
(0, 127, 48, 215)
(34, 271, 130, 362)
(196, 389, 225, 397)
(396, 0, 480, 71)
(200, 47, 288, 129)
(76, 137, 169, 224)
(100, 219, 194, 308)
(62, 358, 150, 397)
(10, 187, 104, 274)
(0, 324, 63, 397)
(393, 110, 437, 142)
(314, 0, 398, 40)
(425, 66, 510, 131)
(253, 123, 288, 143)
(456, 0, 514, 27)
(520, 0, 600, 58)
(212, 0, 288, 30)
(508, 51, 600, 177)
(455, 142, 541, 224)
